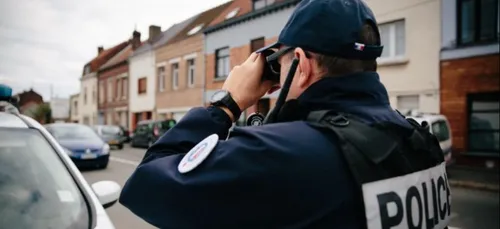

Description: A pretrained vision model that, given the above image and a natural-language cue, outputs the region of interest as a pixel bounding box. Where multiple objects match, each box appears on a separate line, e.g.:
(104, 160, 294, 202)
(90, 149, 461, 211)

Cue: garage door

(173, 112, 187, 122)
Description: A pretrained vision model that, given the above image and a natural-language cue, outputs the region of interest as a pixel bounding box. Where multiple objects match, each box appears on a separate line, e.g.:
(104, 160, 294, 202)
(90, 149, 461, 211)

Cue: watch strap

(211, 91, 242, 121)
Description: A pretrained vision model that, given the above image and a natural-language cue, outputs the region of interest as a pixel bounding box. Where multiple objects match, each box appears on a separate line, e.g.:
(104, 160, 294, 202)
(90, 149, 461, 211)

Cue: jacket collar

(297, 72, 390, 110)
(274, 72, 394, 123)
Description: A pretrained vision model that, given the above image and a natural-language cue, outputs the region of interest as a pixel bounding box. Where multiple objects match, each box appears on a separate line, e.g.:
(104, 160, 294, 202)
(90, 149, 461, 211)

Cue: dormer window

(225, 7, 240, 20)
(187, 24, 204, 36)
(84, 65, 91, 75)
(253, 0, 275, 11)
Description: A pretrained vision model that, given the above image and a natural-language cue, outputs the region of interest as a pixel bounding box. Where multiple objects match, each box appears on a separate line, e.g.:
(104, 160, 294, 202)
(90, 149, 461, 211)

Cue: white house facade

(79, 72, 98, 125)
(366, 0, 442, 113)
(129, 49, 156, 128)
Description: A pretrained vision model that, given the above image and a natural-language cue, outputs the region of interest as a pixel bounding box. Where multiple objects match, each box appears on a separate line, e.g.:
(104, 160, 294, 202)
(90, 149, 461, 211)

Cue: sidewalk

(447, 165, 499, 192)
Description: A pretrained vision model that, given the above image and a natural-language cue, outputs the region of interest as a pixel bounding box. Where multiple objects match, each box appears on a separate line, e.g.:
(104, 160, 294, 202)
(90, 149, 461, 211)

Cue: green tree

(32, 103, 52, 124)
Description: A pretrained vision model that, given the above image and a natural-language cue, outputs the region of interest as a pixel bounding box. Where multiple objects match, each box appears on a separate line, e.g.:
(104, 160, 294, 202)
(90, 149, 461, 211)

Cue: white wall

(79, 73, 98, 125)
(129, 51, 156, 113)
(366, 0, 441, 113)
(205, 6, 295, 54)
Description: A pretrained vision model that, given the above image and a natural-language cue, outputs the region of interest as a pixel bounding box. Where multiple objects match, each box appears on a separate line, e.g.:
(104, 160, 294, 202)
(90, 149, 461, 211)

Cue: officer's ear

(294, 48, 314, 89)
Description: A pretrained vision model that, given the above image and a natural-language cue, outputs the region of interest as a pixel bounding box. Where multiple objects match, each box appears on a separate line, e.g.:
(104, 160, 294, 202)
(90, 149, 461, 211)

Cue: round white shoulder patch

(178, 134, 219, 174)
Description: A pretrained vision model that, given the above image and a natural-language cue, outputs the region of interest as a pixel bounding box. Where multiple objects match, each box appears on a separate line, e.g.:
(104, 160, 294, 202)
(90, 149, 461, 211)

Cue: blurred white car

(405, 110, 454, 166)
(0, 107, 120, 229)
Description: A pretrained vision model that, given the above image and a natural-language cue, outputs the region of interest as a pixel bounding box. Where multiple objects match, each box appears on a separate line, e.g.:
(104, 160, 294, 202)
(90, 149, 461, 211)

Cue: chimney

(132, 30, 141, 50)
(148, 25, 161, 43)
(98, 46, 104, 54)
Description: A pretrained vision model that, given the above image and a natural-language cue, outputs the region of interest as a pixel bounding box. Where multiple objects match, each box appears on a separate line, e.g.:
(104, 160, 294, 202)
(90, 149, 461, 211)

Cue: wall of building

(440, 0, 500, 60)
(79, 73, 98, 125)
(204, 6, 295, 55)
(129, 51, 156, 114)
(155, 34, 205, 120)
(69, 94, 79, 122)
(440, 54, 499, 167)
(98, 64, 129, 127)
(366, 0, 441, 113)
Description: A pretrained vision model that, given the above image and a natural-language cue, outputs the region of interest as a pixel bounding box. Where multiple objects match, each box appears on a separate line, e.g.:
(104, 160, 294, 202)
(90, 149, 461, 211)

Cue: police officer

(120, 0, 450, 228)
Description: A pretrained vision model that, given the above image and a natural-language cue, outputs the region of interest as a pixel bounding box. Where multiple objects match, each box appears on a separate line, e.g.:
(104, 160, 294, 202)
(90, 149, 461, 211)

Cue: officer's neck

(274, 72, 390, 123)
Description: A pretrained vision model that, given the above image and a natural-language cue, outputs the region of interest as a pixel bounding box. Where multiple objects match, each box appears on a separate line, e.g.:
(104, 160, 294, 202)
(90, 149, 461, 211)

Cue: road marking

(449, 227, 461, 229)
(110, 156, 140, 166)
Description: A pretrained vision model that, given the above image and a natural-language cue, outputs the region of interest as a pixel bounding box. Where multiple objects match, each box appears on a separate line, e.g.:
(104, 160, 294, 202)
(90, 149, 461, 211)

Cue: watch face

(211, 90, 228, 103)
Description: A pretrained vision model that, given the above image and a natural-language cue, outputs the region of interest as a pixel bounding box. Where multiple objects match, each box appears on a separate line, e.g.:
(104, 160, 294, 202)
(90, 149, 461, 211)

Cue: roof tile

(86, 42, 129, 73)
(208, 0, 287, 27)
(166, 1, 233, 45)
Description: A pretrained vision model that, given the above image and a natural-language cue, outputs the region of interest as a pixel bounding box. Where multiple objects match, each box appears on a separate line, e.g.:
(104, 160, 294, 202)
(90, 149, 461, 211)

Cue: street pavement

(81, 145, 499, 229)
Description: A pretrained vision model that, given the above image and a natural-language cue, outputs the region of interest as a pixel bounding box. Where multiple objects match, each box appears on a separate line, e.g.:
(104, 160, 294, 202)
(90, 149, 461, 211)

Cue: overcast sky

(0, 0, 229, 100)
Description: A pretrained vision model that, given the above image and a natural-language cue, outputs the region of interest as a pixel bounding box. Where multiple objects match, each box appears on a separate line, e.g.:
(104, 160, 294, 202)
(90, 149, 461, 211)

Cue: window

(122, 78, 128, 99)
(84, 65, 90, 75)
(138, 77, 147, 95)
(99, 83, 105, 104)
(187, 24, 204, 36)
(251, 37, 265, 52)
(107, 78, 113, 102)
(158, 66, 165, 92)
(397, 95, 419, 111)
(253, 0, 275, 10)
(432, 121, 451, 142)
(92, 86, 96, 104)
(225, 8, 240, 20)
(457, 0, 499, 45)
(172, 63, 179, 90)
(379, 20, 406, 60)
(73, 101, 78, 115)
(83, 87, 87, 104)
(116, 78, 121, 99)
(215, 47, 230, 79)
(467, 92, 499, 154)
(187, 59, 195, 87)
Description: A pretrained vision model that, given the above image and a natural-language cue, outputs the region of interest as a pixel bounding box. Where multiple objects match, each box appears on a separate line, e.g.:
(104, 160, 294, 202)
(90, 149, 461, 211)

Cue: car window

(49, 124, 102, 141)
(431, 120, 450, 142)
(159, 119, 176, 131)
(135, 125, 148, 134)
(0, 128, 90, 228)
(101, 125, 121, 135)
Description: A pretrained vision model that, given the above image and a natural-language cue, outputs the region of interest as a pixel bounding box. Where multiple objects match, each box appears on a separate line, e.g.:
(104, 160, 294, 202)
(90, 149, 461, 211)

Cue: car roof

(408, 114, 448, 125)
(137, 119, 157, 125)
(0, 112, 29, 128)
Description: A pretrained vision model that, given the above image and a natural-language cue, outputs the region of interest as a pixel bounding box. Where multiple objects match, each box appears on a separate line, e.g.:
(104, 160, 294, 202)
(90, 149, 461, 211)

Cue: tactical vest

(304, 110, 451, 229)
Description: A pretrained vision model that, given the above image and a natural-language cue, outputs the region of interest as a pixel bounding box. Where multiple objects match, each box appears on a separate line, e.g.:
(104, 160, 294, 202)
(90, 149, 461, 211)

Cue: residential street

(82, 145, 499, 229)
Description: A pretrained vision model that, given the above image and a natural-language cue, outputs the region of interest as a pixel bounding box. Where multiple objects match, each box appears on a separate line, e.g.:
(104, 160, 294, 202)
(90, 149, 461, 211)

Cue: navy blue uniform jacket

(119, 72, 412, 229)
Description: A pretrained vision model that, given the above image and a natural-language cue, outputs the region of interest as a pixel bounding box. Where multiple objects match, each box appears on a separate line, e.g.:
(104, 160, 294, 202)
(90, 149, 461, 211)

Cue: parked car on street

(0, 95, 120, 229)
(405, 110, 454, 166)
(119, 125, 131, 143)
(130, 119, 176, 148)
(93, 125, 127, 149)
(45, 123, 110, 169)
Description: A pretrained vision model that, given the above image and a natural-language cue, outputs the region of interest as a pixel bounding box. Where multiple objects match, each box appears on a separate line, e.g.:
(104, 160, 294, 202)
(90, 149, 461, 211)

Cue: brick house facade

(440, 0, 499, 168)
(155, 1, 232, 122)
(440, 54, 499, 168)
(98, 31, 142, 129)
(80, 41, 128, 125)
(204, 0, 299, 125)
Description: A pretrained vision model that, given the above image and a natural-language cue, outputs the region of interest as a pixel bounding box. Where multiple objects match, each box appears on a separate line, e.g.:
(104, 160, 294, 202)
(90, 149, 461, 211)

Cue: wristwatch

(210, 90, 242, 121)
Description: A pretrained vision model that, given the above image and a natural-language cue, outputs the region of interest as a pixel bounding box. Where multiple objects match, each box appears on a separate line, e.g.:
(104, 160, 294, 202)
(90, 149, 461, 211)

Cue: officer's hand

(222, 52, 274, 111)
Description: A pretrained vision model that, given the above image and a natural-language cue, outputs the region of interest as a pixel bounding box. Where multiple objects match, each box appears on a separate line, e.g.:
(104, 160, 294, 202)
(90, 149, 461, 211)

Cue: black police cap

(257, 0, 383, 60)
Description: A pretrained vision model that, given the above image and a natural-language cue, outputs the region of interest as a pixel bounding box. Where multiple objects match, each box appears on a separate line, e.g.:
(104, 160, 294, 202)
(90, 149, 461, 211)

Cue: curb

(449, 180, 499, 192)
